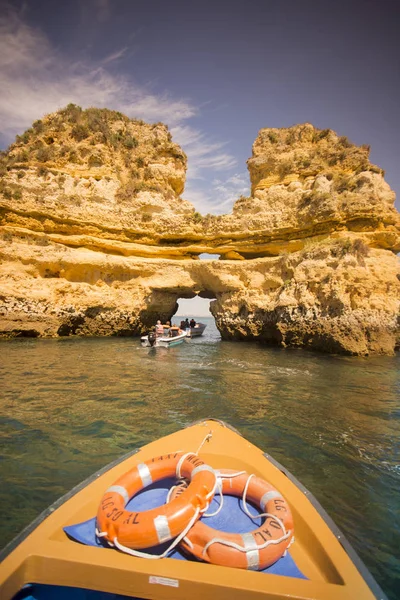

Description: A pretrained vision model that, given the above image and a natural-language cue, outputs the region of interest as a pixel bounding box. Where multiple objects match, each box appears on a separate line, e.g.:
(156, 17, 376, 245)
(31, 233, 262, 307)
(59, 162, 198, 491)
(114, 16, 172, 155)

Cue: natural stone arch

(0, 110, 399, 354)
(138, 285, 219, 331)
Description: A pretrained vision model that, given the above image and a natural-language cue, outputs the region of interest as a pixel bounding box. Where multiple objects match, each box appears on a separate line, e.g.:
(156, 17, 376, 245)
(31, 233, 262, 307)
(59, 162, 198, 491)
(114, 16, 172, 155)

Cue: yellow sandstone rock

(0, 110, 399, 354)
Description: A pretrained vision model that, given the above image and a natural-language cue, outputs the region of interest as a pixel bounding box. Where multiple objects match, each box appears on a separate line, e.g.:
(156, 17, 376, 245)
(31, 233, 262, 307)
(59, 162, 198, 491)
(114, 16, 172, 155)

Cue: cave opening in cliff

(175, 291, 216, 330)
(199, 253, 219, 260)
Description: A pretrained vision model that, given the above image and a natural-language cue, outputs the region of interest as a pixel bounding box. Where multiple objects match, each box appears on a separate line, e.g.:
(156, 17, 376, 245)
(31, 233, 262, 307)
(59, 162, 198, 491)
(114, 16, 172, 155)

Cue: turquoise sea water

(0, 316, 399, 598)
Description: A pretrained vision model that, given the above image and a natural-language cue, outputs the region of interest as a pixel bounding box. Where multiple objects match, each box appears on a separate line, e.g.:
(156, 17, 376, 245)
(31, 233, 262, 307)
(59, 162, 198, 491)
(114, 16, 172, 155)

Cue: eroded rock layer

(0, 108, 399, 355)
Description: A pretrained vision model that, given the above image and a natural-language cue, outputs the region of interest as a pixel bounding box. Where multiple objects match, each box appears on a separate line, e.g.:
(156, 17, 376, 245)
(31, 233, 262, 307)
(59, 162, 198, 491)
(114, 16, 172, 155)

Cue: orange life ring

(170, 469, 294, 570)
(96, 452, 217, 549)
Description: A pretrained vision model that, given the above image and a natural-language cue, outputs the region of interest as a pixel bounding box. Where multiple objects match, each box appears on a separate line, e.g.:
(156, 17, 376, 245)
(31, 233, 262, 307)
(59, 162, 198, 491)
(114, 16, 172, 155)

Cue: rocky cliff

(214, 123, 400, 257)
(0, 104, 196, 257)
(0, 108, 399, 355)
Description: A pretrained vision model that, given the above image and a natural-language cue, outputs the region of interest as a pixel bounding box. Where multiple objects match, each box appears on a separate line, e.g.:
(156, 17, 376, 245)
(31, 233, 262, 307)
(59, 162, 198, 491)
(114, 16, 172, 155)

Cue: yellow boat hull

(0, 419, 386, 599)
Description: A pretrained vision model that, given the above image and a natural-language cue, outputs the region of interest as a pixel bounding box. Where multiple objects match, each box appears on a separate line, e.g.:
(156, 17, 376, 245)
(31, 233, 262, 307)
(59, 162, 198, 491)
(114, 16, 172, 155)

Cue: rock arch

(136, 277, 221, 329)
(0, 110, 399, 354)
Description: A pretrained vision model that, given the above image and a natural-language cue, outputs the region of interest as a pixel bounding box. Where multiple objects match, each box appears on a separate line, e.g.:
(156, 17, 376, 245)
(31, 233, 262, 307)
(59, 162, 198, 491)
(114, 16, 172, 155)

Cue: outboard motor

(148, 331, 157, 347)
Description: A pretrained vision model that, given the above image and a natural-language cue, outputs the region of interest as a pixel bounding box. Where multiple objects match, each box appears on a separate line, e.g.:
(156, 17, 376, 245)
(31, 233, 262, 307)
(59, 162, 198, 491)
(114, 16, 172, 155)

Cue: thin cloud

(101, 47, 129, 65)
(0, 7, 197, 140)
(183, 186, 216, 215)
(184, 172, 249, 215)
(170, 124, 204, 147)
(172, 124, 237, 178)
(212, 173, 250, 208)
(0, 6, 240, 215)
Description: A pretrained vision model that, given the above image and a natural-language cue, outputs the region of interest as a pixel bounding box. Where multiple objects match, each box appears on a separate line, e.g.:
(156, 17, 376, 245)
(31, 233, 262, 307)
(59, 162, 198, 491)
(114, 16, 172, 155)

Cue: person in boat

(183, 318, 191, 335)
(155, 320, 164, 337)
(190, 318, 196, 328)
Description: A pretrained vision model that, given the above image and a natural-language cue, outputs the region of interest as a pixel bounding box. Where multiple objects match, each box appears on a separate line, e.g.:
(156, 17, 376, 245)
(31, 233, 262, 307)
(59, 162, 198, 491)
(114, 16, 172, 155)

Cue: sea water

(0, 316, 399, 598)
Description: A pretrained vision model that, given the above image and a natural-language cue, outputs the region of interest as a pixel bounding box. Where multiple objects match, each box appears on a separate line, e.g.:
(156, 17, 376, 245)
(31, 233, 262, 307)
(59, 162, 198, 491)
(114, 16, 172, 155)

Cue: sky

(176, 297, 211, 317)
(0, 0, 399, 217)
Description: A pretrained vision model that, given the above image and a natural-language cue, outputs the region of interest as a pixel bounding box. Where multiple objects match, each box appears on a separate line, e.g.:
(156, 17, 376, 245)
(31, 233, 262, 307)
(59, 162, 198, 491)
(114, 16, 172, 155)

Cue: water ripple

(0, 318, 399, 598)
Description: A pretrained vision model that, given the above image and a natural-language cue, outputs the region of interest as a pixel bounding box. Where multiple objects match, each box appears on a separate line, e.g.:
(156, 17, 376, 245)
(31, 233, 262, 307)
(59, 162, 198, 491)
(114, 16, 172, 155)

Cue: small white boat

(179, 321, 207, 338)
(141, 327, 187, 348)
(189, 322, 206, 337)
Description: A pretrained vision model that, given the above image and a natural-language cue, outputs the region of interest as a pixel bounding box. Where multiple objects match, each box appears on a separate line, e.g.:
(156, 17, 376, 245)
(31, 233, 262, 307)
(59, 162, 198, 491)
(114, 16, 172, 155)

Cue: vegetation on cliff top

(249, 123, 384, 183)
(0, 112, 397, 248)
(0, 103, 186, 181)
(0, 105, 189, 214)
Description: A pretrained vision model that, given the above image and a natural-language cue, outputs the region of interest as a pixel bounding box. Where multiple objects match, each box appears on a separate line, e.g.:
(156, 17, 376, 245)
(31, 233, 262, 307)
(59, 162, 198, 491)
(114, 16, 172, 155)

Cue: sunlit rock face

(0, 111, 399, 355)
(0, 104, 195, 249)
(210, 243, 400, 356)
(215, 123, 400, 257)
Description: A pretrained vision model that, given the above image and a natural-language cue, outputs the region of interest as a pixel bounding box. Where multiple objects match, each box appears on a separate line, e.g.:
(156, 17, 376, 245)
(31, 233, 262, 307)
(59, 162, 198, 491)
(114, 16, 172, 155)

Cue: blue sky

(1, 0, 399, 216)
